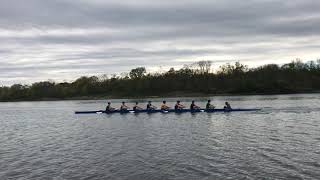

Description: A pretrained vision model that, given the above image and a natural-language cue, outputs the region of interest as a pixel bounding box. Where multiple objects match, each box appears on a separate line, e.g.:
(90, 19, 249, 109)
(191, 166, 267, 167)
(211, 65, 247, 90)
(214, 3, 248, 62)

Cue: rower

(133, 102, 143, 111)
(160, 101, 170, 110)
(206, 100, 215, 109)
(174, 100, 185, 110)
(190, 100, 200, 110)
(120, 102, 129, 110)
(106, 102, 115, 112)
(147, 101, 157, 110)
(224, 102, 232, 110)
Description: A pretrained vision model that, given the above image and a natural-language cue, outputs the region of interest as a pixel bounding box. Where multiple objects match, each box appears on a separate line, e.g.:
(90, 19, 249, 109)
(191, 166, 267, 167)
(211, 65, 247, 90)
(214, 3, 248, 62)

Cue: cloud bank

(0, 0, 320, 85)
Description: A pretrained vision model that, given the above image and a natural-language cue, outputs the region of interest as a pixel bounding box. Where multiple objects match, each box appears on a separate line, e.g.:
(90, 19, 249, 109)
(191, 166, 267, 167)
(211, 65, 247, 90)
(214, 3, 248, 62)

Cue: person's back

(106, 104, 111, 111)
(224, 102, 232, 110)
(190, 103, 194, 110)
(106, 102, 115, 112)
(206, 100, 215, 109)
(147, 101, 157, 110)
(227, 103, 231, 109)
(133, 102, 142, 111)
(206, 100, 211, 109)
(133, 102, 137, 111)
(147, 101, 154, 110)
(174, 103, 178, 110)
(190, 101, 197, 110)
(120, 102, 129, 110)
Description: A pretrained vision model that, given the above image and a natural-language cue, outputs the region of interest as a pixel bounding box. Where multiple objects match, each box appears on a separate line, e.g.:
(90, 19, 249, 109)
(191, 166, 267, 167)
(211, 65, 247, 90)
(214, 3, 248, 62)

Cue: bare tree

(195, 60, 212, 74)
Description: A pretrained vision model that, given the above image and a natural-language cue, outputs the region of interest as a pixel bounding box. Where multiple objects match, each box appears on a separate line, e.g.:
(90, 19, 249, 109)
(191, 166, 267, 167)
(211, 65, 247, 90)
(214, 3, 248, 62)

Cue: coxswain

(190, 100, 200, 110)
(206, 100, 215, 109)
(160, 101, 170, 110)
(174, 100, 185, 110)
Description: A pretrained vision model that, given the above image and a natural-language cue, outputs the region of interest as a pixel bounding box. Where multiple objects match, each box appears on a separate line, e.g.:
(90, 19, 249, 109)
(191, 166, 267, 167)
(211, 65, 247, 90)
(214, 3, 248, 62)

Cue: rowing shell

(75, 108, 261, 114)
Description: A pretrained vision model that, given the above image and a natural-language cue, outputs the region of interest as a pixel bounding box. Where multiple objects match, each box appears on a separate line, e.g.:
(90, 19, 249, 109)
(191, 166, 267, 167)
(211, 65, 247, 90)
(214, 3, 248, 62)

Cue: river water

(0, 94, 319, 179)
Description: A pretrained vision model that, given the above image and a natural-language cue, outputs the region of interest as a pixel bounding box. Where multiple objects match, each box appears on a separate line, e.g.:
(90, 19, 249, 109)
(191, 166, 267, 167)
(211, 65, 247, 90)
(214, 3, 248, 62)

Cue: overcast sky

(1, 0, 320, 85)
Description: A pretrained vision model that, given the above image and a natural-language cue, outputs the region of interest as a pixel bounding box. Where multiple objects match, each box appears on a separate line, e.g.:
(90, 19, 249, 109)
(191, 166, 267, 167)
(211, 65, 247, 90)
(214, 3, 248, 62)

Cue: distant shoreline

(2, 61, 320, 103)
(1, 91, 319, 103)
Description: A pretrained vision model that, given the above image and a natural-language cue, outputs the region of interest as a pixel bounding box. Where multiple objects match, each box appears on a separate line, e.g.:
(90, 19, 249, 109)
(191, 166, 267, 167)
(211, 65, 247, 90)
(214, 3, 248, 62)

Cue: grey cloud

(1, 0, 320, 32)
(0, 0, 319, 85)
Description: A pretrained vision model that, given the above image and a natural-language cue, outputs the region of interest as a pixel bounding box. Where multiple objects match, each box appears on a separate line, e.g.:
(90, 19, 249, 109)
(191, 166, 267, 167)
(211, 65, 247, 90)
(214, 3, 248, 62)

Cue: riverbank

(1, 91, 319, 102)
(2, 61, 320, 102)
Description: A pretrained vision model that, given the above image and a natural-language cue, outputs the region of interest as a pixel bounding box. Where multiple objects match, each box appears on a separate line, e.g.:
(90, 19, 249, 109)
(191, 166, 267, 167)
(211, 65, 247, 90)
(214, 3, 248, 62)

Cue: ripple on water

(1, 96, 320, 179)
(177, 164, 212, 178)
(269, 137, 282, 142)
(257, 150, 320, 179)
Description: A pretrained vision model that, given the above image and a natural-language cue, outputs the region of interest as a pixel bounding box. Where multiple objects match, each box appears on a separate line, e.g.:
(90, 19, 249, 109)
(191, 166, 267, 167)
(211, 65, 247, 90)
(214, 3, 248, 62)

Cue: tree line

(1, 60, 320, 101)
